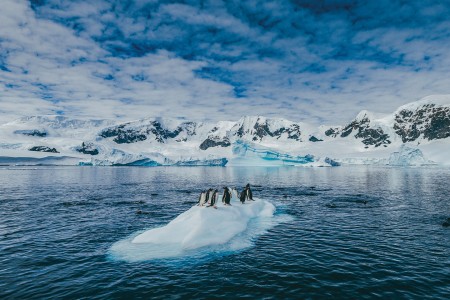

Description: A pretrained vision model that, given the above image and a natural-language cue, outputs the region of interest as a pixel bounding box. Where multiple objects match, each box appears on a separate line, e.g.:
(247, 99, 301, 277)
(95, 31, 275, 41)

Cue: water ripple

(0, 166, 450, 299)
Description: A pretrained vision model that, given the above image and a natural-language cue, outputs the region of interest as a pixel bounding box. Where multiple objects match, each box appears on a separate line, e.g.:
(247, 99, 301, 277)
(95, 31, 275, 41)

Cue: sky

(1, 0, 450, 125)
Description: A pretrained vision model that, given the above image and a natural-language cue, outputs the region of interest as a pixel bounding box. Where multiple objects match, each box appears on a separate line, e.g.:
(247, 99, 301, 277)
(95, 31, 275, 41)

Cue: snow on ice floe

(109, 198, 279, 262)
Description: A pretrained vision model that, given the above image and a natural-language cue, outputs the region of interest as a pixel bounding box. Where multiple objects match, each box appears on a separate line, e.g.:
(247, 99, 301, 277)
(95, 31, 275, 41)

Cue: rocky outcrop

(309, 136, 323, 142)
(324, 127, 340, 138)
(325, 114, 391, 147)
(99, 121, 197, 144)
(100, 124, 147, 143)
(394, 104, 450, 142)
(29, 146, 59, 153)
(75, 142, 99, 155)
(199, 137, 231, 150)
(14, 129, 47, 137)
(233, 117, 302, 141)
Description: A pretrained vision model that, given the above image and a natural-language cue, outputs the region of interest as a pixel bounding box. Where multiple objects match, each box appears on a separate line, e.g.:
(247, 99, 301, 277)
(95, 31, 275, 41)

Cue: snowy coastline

(1, 95, 449, 167)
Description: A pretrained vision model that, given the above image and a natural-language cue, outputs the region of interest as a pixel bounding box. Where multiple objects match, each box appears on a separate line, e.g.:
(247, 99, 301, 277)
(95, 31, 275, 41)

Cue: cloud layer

(1, 0, 450, 124)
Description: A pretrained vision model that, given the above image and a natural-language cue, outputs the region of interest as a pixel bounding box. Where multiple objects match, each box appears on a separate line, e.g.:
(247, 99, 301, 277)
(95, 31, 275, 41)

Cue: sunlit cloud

(1, 0, 450, 124)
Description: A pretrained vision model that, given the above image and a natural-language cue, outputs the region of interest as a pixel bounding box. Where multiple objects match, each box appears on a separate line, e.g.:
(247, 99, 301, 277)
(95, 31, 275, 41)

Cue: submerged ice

(109, 198, 276, 261)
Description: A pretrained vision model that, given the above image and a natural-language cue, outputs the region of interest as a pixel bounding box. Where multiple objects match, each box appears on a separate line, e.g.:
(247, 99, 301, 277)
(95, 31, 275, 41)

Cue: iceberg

(388, 144, 435, 166)
(109, 197, 276, 261)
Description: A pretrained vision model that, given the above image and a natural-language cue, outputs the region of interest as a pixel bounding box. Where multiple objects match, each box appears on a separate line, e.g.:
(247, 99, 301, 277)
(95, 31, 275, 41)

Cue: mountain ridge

(1, 95, 449, 166)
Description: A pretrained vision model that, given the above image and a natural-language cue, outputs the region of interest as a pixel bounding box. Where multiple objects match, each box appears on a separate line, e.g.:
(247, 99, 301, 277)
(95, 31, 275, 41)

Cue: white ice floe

(109, 197, 277, 261)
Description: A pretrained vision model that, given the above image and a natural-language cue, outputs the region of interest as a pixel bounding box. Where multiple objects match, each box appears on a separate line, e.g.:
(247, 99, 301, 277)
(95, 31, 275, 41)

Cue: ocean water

(0, 166, 449, 299)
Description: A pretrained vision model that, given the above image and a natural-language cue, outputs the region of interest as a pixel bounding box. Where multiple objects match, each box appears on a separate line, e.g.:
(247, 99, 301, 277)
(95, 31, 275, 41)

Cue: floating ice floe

(109, 197, 277, 262)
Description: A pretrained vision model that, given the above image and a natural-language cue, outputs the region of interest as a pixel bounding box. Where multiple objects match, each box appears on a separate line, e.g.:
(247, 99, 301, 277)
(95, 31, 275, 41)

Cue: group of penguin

(198, 184, 254, 209)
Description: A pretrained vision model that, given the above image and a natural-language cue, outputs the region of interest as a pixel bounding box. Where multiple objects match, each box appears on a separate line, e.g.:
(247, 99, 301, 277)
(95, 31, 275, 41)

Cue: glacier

(229, 141, 315, 166)
(0, 95, 449, 166)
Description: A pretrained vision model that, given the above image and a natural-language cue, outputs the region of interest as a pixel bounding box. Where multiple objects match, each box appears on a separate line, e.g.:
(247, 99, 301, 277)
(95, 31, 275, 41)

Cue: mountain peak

(396, 95, 450, 113)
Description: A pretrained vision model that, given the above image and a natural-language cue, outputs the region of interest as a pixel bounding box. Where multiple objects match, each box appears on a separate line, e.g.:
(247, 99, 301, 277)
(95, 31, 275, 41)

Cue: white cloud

(1, 0, 450, 126)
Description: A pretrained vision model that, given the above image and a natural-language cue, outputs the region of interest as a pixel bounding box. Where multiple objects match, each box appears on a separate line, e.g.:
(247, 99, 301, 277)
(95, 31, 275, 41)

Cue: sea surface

(0, 166, 449, 299)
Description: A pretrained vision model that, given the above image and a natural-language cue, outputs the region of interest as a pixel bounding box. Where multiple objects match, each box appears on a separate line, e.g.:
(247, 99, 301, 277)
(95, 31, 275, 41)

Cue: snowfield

(1, 95, 449, 166)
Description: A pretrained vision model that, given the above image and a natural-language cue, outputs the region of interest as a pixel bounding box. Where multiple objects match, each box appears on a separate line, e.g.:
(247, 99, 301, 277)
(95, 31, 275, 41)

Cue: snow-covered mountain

(1, 95, 449, 166)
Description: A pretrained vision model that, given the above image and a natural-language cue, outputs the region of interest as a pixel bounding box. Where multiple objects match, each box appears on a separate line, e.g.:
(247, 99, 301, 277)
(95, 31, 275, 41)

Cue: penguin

(240, 188, 246, 204)
(198, 190, 207, 206)
(205, 188, 211, 205)
(246, 183, 254, 201)
(221, 187, 226, 203)
(222, 187, 232, 206)
(206, 188, 214, 205)
(208, 189, 218, 209)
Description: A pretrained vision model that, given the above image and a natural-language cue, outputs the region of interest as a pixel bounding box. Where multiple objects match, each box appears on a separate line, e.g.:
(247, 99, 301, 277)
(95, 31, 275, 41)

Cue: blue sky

(1, 0, 450, 124)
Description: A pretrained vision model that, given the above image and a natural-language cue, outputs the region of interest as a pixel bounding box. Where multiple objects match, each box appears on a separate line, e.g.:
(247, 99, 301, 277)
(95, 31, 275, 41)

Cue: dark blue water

(1, 166, 449, 299)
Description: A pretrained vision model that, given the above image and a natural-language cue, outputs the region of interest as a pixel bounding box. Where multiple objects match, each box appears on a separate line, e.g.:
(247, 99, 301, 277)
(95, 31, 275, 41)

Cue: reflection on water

(0, 166, 449, 299)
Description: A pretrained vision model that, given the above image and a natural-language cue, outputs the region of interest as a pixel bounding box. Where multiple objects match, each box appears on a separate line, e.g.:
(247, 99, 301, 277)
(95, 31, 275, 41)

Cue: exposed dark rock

(150, 121, 181, 142)
(236, 124, 245, 137)
(235, 118, 301, 141)
(424, 110, 450, 140)
(199, 137, 231, 150)
(99, 120, 195, 144)
(394, 104, 450, 142)
(309, 136, 323, 142)
(324, 157, 341, 166)
(29, 146, 59, 153)
(325, 116, 391, 147)
(14, 129, 47, 137)
(75, 142, 99, 155)
(325, 128, 339, 137)
(100, 124, 147, 144)
(271, 124, 301, 141)
(355, 128, 391, 147)
(340, 117, 370, 138)
(180, 122, 197, 136)
(253, 122, 273, 139)
(114, 131, 147, 144)
(100, 124, 126, 138)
